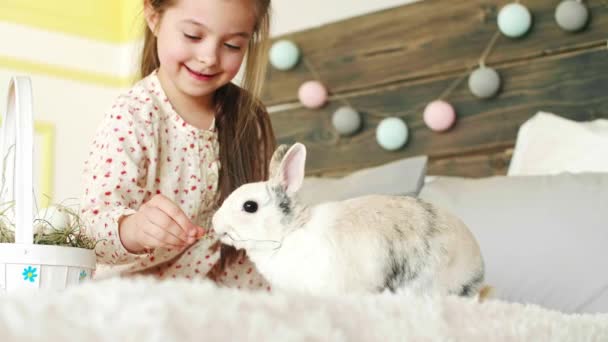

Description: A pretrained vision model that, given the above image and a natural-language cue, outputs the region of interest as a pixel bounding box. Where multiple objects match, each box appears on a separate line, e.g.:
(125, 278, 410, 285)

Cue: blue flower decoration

(79, 270, 87, 281)
(22, 266, 38, 283)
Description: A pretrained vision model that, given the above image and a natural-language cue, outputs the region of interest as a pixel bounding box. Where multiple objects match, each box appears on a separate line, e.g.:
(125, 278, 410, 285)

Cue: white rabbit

(212, 143, 485, 296)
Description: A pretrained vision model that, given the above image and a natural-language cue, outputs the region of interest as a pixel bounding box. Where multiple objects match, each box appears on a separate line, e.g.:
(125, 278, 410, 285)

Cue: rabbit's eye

(243, 200, 258, 213)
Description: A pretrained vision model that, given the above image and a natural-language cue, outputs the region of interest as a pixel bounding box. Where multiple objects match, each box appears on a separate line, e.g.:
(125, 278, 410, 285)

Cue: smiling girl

(80, 0, 276, 289)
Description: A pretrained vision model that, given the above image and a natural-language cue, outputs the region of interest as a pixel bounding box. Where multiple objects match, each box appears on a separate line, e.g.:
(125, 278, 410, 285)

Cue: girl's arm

(80, 97, 154, 265)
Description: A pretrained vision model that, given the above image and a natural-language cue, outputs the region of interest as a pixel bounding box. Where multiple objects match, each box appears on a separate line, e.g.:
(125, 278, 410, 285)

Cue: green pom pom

(376, 117, 408, 151)
(498, 3, 533, 38)
(269, 40, 300, 71)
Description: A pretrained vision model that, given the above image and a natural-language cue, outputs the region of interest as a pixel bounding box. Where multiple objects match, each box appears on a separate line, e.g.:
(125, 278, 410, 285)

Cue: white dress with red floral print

(80, 71, 270, 291)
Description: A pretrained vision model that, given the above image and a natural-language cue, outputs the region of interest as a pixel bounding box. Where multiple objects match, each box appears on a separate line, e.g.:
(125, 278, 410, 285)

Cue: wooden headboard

(263, 0, 608, 177)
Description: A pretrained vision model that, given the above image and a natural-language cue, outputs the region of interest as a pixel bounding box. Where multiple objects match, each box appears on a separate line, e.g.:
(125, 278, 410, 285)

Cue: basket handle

(0, 77, 34, 245)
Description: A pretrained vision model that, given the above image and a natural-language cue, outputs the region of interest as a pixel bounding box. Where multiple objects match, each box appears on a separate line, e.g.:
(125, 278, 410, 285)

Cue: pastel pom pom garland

(279, 1, 594, 150)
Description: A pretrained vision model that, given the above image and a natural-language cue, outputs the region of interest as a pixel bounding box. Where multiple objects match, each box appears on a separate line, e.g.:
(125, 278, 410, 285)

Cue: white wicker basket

(0, 76, 96, 295)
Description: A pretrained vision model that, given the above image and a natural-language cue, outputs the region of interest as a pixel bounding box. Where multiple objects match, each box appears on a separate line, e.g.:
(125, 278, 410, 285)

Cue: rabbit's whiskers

(224, 233, 283, 251)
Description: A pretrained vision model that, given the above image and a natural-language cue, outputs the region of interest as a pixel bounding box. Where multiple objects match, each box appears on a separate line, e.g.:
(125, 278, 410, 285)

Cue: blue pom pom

(269, 40, 300, 71)
(498, 3, 533, 38)
(376, 117, 409, 151)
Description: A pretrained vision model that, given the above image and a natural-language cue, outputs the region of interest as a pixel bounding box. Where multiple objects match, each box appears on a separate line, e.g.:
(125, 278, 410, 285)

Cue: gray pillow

(419, 173, 608, 314)
(299, 155, 427, 205)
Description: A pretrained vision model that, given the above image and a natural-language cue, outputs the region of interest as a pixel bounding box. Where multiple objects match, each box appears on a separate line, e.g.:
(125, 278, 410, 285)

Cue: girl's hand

(119, 194, 205, 253)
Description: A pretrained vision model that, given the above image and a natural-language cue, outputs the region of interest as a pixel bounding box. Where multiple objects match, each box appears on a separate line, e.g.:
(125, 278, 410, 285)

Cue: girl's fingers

(144, 206, 190, 244)
(142, 224, 186, 248)
(140, 232, 178, 250)
(148, 194, 199, 236)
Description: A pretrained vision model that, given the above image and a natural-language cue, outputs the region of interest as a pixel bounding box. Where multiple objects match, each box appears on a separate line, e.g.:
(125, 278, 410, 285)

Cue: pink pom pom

(423, 100, 456, 132)
(298, 81, 328, 109)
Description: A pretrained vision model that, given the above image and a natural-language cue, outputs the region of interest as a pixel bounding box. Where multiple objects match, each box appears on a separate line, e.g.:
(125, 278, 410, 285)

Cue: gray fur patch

(266, 183, 311, 228)
(423, 240, 431, 257)
(271, 184, 292, 217)
(458, 267, 485, 297)
(383, 238, 419, 292)
(392, 224, 405, 238)
(417, 199, 441, 237)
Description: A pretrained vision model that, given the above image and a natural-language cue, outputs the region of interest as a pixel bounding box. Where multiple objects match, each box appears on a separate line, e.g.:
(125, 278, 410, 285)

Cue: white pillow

(419, 173, 608, 314)
(299, 155, 427, 205)
(508, 112, 608, 175)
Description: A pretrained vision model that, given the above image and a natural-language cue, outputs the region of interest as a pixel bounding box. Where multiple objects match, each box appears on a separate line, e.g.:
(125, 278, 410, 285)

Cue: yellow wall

(0, 55, 135, 88)
(0, 1, 139, 205)
(0, 0, 143, 43)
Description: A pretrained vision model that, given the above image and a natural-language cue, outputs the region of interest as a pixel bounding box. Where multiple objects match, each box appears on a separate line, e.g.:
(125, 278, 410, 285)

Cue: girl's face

(147, 0, 255, 103)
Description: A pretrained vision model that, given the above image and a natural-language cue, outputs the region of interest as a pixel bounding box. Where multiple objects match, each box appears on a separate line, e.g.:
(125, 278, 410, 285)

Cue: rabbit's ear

(274, 143, 306, 194)
(269, 144, 290, 180)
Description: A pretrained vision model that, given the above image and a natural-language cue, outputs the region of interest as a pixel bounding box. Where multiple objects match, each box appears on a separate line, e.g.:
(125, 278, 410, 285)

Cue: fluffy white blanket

(0, 277, 607, 341)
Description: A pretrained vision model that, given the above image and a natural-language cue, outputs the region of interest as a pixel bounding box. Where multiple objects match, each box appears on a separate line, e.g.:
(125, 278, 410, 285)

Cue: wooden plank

(263, 0, 608, 105)
(315, 147, 513, 178)
(270, 47, 608, 176)
(427, 148, 513, 178)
